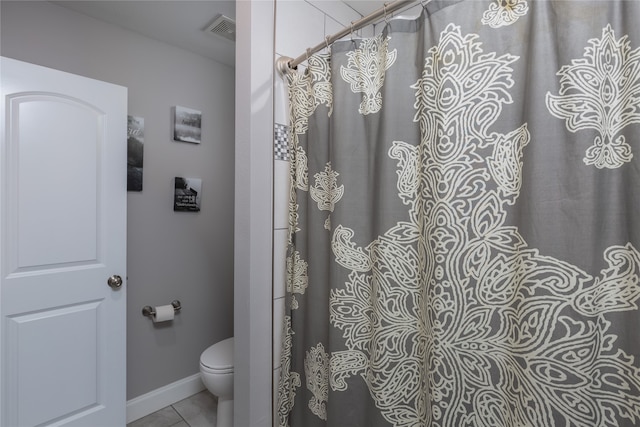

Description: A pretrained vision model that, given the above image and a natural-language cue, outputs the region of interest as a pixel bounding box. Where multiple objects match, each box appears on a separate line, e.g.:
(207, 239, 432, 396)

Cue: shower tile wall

(272, 1, 374, 423)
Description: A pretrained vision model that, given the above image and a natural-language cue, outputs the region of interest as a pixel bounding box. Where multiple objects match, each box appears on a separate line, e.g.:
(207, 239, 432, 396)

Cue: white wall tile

(273, 160, 290, 230)
(324, 16, 371, 45)
(276, 0, 326, 58)
(273, 297, 286, 369)
(274, 59, 290, 126)
(325, 14, 346, 43)
(342, 0, 387, 16)
(308, 0, 363, 27)
(273, 229, 288, 299)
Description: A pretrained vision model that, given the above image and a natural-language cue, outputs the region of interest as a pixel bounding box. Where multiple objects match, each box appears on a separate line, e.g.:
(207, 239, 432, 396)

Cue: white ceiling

(52, 0, 389, 68)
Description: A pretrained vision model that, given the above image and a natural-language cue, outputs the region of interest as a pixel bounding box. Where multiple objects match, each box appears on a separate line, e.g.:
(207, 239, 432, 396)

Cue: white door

(0, 57, 127, 427)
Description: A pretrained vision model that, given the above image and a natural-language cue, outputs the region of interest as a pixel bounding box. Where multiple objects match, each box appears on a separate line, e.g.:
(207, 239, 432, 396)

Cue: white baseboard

(126, 373, 206, 423)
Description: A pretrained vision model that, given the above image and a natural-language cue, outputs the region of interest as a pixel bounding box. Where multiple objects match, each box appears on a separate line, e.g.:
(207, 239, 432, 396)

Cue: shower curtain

(277, 0, 640, 426)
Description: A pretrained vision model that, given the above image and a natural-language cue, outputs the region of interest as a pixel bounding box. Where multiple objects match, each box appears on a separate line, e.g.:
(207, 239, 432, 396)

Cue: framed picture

(127, 115, 144, 191)
(174, 177, 202, 212)
(173, 106, 202, 144)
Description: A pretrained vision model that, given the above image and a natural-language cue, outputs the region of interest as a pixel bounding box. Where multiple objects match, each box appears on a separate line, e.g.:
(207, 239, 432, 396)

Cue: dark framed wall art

(173, 106, 202, 144)
(127, 115, 144, 191)
(174, 177, 202, 212)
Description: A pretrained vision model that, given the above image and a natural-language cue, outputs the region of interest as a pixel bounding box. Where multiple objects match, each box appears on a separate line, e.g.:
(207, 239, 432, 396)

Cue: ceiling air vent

(205, 14, 236, 42)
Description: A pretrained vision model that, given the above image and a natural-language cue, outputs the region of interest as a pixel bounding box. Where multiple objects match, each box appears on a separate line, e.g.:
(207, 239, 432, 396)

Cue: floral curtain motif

(340, 35, 397, 115)
(277, 316, 301, 427)
(287, 70, 314, 138)
(308, 53, 334, 117)
(546, 24, 640, 169)
(310, 162, 344, 213)
(287, 250, 308, 310)
(288, 52, 333, 137)
(481, 0, 529, 28)
(278, 1, 640, 426)
(304, 343, 330, 420)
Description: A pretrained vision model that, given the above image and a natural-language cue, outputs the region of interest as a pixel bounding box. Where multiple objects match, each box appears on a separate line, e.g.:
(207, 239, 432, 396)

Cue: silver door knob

(108, 275, 123, 289)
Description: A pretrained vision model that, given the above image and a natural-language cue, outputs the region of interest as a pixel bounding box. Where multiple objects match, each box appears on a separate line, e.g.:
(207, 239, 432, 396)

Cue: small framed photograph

(174, 177, 202, 212)
(173, 106, 202, 144)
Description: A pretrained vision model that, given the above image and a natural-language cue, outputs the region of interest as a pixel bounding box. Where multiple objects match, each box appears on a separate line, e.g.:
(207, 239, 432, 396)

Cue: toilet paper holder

(142, 300, 182, 318)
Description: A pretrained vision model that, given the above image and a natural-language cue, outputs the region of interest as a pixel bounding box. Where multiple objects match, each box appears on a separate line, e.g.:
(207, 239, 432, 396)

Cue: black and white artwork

(127, 115, 144, 191)
(174, 177, 202, 212)
(173, 106, 202, 144)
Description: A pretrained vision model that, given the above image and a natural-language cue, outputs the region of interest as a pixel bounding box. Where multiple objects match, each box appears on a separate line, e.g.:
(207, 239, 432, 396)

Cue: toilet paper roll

(152, 305, 175, 323)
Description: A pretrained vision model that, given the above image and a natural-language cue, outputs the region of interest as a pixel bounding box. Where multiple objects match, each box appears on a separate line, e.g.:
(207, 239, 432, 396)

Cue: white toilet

(200, 337, 234, 427)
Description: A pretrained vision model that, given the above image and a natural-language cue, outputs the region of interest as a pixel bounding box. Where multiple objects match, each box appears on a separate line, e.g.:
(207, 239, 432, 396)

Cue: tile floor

(127, 390, 217, 427)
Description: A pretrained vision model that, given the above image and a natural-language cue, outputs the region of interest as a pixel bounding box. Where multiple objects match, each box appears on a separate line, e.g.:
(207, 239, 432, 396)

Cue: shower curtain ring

(350, 21, 355, 41)
(325, 35, 331, 51)
(306, 48, 311, 62)
(383, 3, 390, 24)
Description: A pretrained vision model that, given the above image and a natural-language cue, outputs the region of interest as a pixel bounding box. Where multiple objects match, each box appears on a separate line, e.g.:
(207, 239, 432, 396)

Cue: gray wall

(1, 1, 235, 400)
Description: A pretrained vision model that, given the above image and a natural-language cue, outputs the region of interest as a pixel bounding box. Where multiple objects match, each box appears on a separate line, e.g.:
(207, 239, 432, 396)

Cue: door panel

(1, 57, 127, 427)
(10, 94, 100, 269)
(7, 302, 100, 426)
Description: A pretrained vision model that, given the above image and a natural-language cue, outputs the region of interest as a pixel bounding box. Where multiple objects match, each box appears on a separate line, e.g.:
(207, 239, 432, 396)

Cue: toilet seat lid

(201, 337, 234, 370)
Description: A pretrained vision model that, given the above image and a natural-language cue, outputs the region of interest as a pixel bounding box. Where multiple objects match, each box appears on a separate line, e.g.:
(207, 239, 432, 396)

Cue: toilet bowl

(200, 337, 234, 427)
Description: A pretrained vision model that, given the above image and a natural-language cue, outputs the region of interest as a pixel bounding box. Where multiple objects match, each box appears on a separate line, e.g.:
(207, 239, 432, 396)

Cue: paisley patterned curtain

(277, 1, 640, 426)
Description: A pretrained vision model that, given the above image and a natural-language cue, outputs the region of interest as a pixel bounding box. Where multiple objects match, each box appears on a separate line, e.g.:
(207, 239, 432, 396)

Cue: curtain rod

(276, 0, 419, 74)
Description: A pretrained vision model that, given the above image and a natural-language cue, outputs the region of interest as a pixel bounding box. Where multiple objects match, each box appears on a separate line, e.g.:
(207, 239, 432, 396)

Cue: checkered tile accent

(274, 123, 289, 161)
